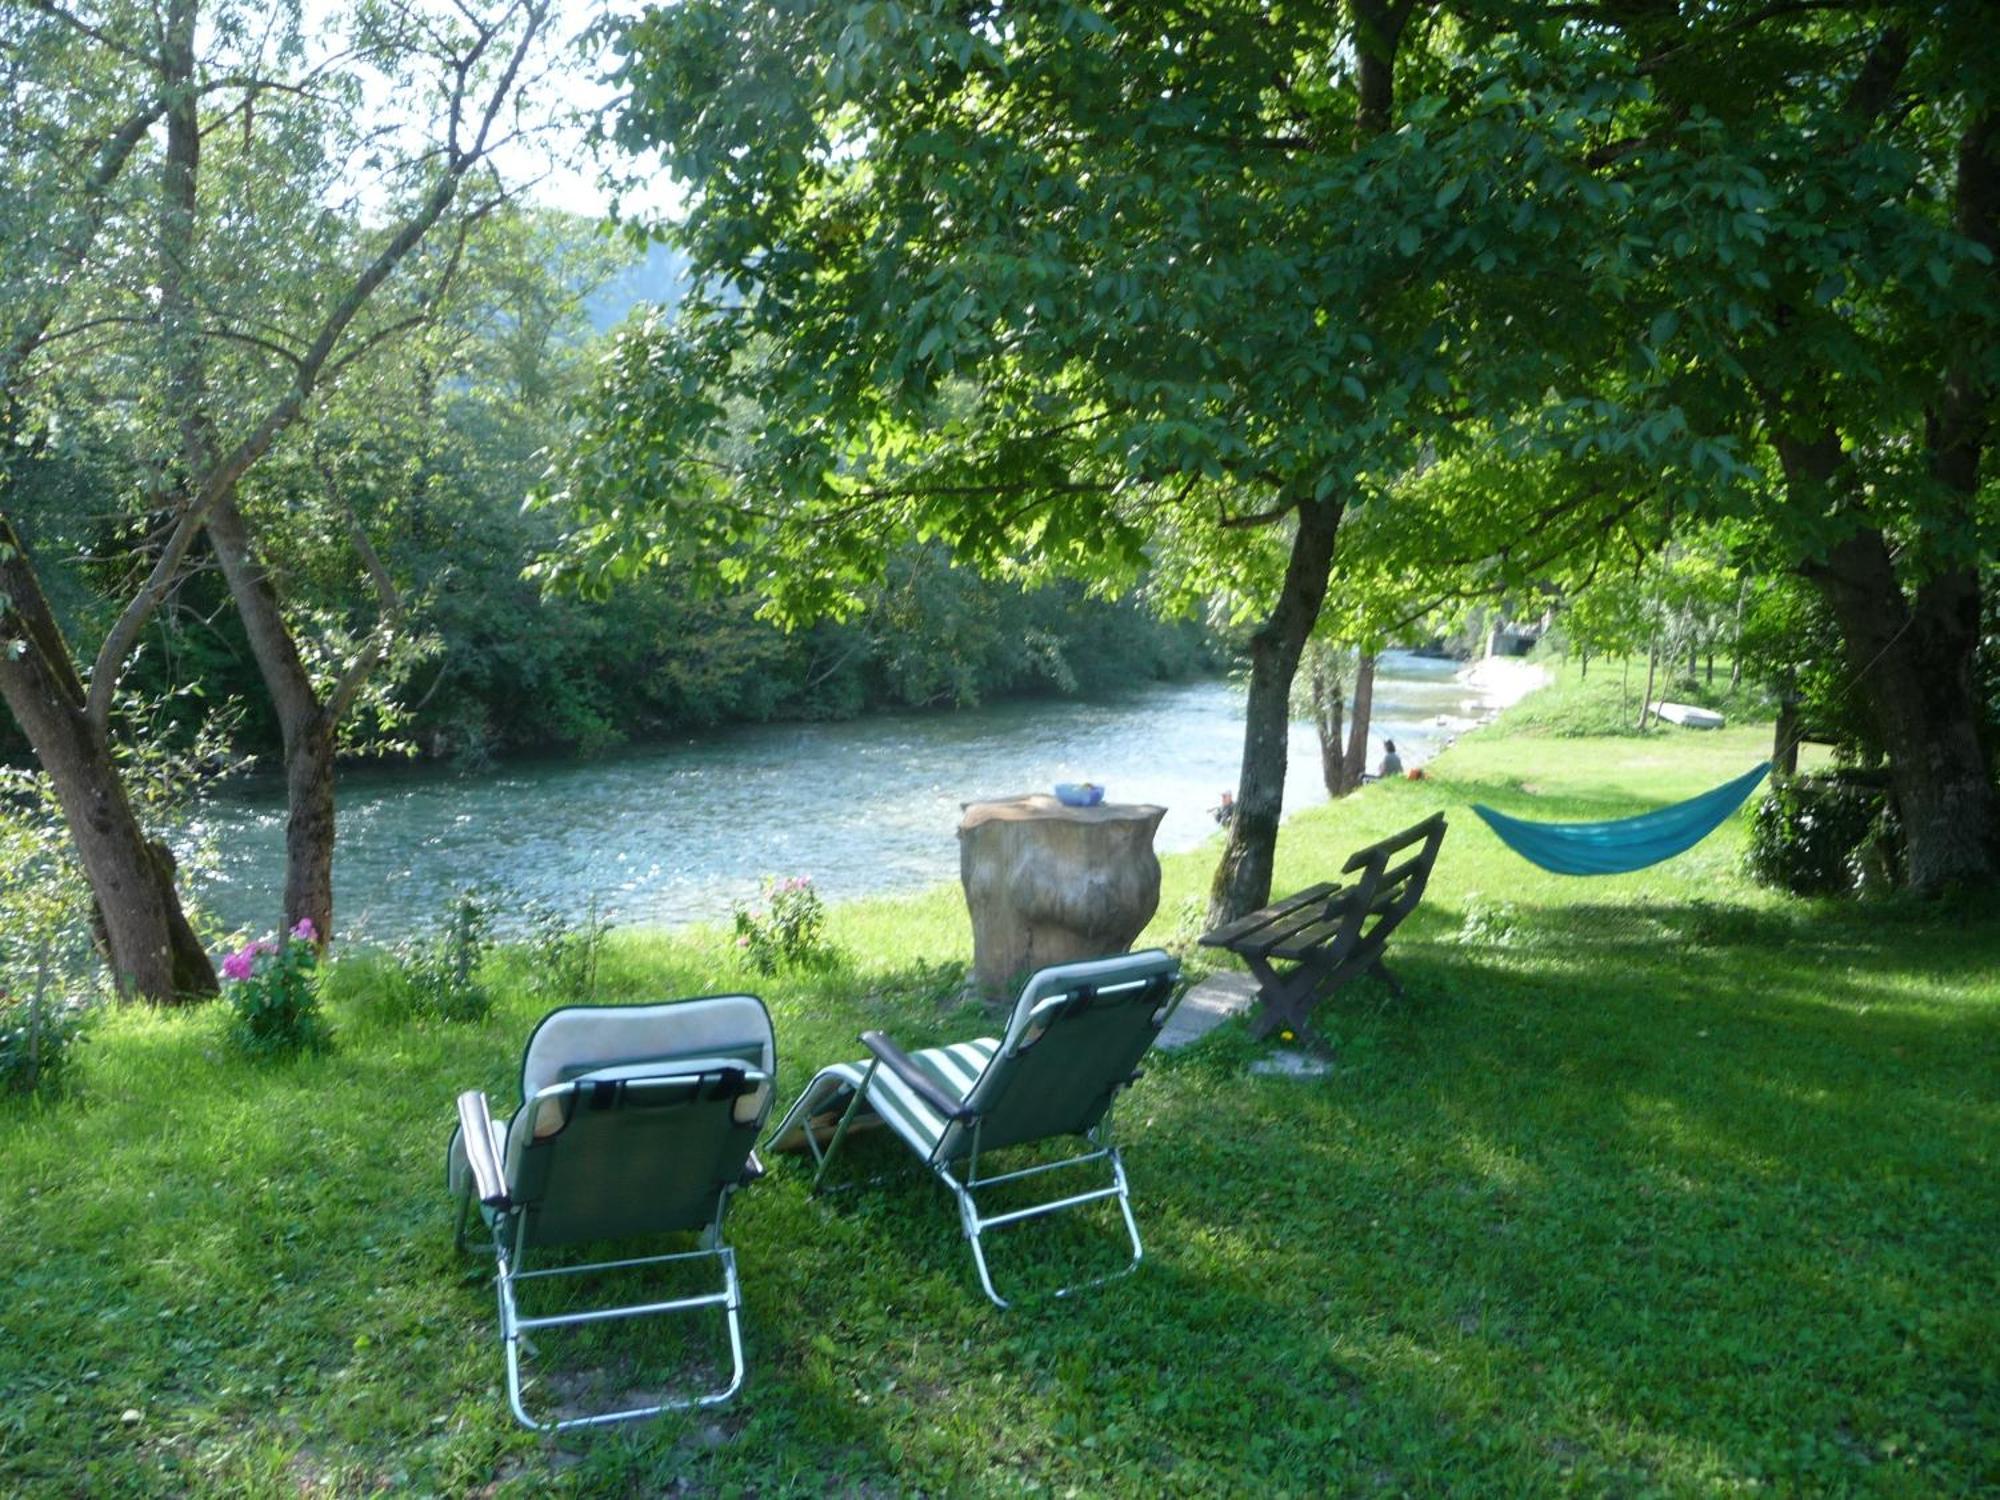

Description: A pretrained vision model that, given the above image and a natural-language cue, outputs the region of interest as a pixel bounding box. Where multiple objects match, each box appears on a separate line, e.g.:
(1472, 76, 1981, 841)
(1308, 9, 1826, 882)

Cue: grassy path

(3, 668, 1995, 1496)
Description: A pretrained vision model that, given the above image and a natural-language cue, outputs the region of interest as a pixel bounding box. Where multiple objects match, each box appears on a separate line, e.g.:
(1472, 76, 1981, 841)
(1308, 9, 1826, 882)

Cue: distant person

(1211, 789, 1235, 826)
(1378, 739, 1403, 778)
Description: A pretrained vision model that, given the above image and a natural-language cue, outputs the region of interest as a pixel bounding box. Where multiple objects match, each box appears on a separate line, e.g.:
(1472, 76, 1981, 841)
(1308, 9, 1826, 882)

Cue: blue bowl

(1053, 782, 1104, 807)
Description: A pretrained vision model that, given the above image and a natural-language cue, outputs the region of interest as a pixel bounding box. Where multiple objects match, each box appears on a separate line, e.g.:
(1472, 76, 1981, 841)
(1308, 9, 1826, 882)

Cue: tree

(1609, 4, 2000, 887)
(1, 0, 552, 987)
(573, 1, 1995, 900)
(559, 0, 1628, 923)
(1416, 3, 1999, 887)
(3, 3, 220, 998)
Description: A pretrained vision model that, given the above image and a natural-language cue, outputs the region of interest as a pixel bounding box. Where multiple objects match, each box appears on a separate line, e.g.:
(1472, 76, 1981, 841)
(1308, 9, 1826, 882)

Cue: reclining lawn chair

(447, 995, 775, 1431)
(766, 950, 1183, 1308)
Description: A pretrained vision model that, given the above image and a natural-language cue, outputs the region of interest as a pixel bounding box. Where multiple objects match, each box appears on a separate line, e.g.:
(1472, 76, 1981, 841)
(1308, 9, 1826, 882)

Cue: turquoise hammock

(1472, 762, 1772, 876)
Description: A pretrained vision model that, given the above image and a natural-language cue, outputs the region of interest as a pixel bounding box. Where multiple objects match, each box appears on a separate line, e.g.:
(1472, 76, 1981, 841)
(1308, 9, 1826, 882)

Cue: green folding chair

(767, 950, 1184, 1308)
(447, 994, 775, 1431)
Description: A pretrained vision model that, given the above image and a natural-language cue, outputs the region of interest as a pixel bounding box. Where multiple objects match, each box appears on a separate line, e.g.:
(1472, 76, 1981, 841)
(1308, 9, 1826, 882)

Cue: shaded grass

(2, 671, 1995, 1496)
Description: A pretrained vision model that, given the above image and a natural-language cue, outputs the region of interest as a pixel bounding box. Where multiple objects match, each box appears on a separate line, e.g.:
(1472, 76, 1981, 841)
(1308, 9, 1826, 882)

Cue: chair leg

(494, 1235, 747, 1432)
(452, 1185, 475, 1253)
(943, 1146, 1144, 1310)
(809, 1064, 879, 1194)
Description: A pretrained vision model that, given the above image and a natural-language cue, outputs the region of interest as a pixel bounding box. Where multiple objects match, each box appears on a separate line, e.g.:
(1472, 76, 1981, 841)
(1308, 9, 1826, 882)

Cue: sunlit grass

(2, 662, 1993, 1495)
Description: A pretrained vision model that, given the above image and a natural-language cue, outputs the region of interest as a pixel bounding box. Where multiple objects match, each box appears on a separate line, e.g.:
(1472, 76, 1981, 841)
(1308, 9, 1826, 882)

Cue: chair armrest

(860, 1030, 976, 1124)
(455, 1090, 511, 1208)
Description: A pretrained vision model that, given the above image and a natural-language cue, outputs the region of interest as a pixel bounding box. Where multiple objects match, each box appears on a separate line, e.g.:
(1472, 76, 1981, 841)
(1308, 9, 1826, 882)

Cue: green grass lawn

(4, 665, 1996, 1496)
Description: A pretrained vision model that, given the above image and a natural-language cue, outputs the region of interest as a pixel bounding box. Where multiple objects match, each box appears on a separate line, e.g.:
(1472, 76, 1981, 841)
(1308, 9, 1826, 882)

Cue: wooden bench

(1199, 813, 1448, 1048)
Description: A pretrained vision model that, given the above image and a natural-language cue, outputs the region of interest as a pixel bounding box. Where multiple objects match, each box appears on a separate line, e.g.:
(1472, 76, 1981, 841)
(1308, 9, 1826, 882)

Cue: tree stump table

(957, 793, 1167, 1001)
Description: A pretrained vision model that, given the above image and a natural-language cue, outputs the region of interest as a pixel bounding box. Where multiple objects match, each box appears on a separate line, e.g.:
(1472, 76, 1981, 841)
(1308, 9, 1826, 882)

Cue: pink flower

(221, 948, 256, 982)
(290, 918, 319, 943)
(736, 935, 751, 948)
(255, 939, 279, 955)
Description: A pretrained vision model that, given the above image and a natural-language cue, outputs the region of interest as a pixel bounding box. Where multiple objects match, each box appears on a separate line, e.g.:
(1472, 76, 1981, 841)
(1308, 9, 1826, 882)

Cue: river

(182, 650, 1534, 942)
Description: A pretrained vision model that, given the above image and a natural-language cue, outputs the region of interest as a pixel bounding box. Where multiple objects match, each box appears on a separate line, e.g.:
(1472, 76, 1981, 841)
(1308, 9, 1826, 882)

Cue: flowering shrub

(731, 875, 837, 975)
(223, 919, 329, 1057)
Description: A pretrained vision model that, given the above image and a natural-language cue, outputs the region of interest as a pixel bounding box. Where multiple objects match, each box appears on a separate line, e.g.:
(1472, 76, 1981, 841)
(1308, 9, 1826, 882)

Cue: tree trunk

(0, 518, 217, 1000)
(1729, 582, 1745, 689)
(1207, 495, 1344, 926)
(1637, 639, 1658, 729)
(1579, 647, 1589, 681)
(1309, 650, 1348, 797)
(204, 491, 341, 941)
(284, 714, 337, 940)
(1804, 531, 1995, 890)
(1769, 104, 1997, 889)
(1343, 652, 1377, 790)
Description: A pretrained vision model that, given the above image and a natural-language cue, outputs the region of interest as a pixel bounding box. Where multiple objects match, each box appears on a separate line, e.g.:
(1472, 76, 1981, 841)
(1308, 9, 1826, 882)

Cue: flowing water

(182, 650, 1532, 942)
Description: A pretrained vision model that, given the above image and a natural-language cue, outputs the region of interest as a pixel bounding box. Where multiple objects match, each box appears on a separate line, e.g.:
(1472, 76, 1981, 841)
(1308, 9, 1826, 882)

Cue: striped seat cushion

(835, 1037, 998, 1157)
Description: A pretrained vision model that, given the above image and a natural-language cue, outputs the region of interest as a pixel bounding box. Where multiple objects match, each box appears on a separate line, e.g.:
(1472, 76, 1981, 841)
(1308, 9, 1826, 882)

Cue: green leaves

(561, 0, 1998, 713)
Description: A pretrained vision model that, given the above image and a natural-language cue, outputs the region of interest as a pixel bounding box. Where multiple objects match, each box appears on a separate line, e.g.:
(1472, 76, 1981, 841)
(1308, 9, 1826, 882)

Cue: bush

(223, 920, 330, 1057)
(1, 769, 106, 1098)
(1746, 774, 1901, 897)
(524, 897, 609, 1004)
(400, 888, 495, 1022)
(0, 980, 89, 1101)
(731, 875, 837, 975)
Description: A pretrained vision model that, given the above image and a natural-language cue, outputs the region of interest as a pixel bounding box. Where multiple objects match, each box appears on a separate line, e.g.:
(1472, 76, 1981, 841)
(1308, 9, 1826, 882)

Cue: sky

(493, 0, 684, 225)
(288, 0, 685, 228)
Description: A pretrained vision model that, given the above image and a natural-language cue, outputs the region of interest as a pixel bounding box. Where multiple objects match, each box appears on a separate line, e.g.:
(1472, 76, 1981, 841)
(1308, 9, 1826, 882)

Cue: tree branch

(22, 0, 152, 64)
(83, 0, 553, 724)
(0, 95, 166, 393)
(325, 466, 408, 723)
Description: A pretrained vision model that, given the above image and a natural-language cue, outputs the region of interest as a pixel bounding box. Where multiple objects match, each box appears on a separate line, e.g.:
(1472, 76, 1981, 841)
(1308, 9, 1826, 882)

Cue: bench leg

(1244, 955, 1337, 1052)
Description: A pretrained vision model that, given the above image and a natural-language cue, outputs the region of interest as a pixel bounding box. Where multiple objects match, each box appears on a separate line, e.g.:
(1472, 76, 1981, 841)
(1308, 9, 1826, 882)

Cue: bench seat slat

(1266, 914, 1360, 962)
(1198, 882, 1339, 948)
(1228, 899, 1346, 957)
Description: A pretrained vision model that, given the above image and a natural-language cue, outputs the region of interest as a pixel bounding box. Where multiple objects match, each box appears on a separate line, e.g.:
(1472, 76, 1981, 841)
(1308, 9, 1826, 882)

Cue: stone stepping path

(1158, 967, 1332, 1076)
(1156, 969, 1257, 1049)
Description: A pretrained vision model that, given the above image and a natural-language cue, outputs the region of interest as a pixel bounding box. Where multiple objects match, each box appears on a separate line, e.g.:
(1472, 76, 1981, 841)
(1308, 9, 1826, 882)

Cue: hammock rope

(1471, 762, 1772, 876)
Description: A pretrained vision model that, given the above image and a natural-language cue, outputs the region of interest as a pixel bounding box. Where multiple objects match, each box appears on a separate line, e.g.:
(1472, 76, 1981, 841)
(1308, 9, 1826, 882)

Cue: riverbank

(183, 653, 1515, 943)
(4, 664, 1994, 1495)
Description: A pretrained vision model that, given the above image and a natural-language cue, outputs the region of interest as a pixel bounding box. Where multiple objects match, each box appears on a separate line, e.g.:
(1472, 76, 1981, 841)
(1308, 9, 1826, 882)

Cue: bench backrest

(1329, 811, 1448, 966)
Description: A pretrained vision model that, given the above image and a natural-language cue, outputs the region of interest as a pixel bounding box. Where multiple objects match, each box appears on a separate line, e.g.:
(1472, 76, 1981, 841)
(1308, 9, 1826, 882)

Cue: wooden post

(1774, 697, 1801, 779)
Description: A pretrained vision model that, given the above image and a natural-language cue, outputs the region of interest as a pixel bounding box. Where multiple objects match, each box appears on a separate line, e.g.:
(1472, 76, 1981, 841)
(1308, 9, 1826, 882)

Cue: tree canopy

(563, 0, 1997, 892)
